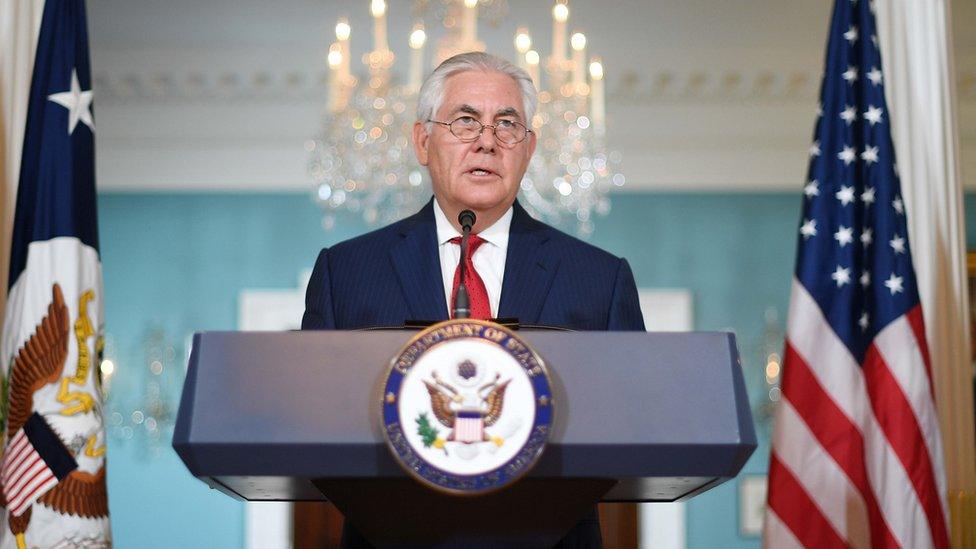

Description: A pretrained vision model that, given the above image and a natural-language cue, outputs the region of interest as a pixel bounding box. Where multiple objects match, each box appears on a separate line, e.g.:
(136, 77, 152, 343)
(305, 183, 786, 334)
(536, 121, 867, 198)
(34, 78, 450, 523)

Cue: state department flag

(0, 0, 111, 547)
(764, 0, 949, 547)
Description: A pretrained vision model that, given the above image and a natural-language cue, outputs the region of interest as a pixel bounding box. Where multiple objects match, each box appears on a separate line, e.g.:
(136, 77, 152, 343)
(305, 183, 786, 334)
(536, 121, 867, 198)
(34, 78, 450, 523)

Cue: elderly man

(303, 51, 644, 547)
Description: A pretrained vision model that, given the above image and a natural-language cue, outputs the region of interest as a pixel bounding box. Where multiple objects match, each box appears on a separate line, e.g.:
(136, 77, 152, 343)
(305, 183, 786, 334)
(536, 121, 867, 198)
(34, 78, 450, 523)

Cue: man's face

(413, 70, 536, 217)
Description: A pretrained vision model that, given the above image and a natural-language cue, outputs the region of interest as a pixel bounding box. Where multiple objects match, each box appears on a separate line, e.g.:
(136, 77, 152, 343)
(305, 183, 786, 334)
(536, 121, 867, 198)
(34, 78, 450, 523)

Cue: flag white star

(861, 186, 876, 204)
(860, 228, 873, 246)
(840, 105, 858, 125)
(884, 273, 904, 295)
(890, 234, 906, 254)
(836, 185, 856, 205)
(893, 196, 904, 214)
(816, 103, 823, 117)
(844, 26, 859, 43)
(47, 68, 94, 135)
(842, 65, 859, 83)
(859, 311, 869, 330)
(860, 269, 871, 287)
(800, 219, 817, 239)
(864, 105, 884, 125)
(867, 66, 883, 85)
(804, 180, 820, 198)
(861, 145, 879, 165)
(832, 265, 852, 287)
(835, 225, 854, 247)
(809, 141, 821, 157)
(838, 145, 857, 165)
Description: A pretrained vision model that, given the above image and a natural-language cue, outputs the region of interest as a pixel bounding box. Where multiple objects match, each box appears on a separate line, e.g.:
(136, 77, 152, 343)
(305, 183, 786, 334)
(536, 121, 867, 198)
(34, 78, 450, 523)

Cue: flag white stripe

(873, 315, 950, 528)
(786, 278, 933, 548)
(2, 432, 31, 483)
(3, 434, 31, 470)
(4, 442, 39, 488)
(773, 398, 870, 549)
(8, 472, 56, 516)
(6, 457, 47, 500)
(762, 508, 805, 549)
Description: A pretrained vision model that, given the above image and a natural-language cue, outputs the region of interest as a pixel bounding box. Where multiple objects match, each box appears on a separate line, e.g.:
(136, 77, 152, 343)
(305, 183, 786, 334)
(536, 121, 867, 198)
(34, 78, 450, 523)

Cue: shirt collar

(433, 198, 513, 249)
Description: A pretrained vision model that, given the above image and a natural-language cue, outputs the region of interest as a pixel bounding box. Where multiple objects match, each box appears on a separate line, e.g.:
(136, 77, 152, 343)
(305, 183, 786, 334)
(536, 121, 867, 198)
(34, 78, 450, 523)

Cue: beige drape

(876, 0, 976, 546)
(0, 0, 45, 322)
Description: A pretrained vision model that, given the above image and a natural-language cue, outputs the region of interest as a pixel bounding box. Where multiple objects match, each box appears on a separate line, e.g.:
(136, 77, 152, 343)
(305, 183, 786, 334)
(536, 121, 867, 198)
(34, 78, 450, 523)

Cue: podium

(174, 330, 756, 547)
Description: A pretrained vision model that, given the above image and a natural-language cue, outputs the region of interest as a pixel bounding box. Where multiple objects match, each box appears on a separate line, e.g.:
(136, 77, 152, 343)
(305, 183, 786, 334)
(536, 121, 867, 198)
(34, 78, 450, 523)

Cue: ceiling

(86, 0, 975, 191)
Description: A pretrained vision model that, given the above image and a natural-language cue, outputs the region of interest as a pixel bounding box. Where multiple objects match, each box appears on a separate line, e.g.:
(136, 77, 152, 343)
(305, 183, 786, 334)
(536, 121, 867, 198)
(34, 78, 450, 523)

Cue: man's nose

(474, 125, 497, 153)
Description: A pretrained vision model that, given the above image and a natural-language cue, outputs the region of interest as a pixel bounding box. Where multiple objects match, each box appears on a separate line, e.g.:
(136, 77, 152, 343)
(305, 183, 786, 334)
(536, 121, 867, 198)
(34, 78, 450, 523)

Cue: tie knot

(450, 234, 487, 259)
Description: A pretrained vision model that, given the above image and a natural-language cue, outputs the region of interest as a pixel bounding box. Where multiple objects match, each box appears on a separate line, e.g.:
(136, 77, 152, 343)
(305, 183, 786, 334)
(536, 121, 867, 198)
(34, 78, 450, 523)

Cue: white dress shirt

(433, 199, 512, 318)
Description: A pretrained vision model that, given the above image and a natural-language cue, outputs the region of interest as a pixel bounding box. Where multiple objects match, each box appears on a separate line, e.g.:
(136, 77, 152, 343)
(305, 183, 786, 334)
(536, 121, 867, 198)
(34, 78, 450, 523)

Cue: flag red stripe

(8, 472, 56, 516)
(6, 456, 47, 500)
(4, 446, 41, 492)
(2, 433, 32, 481)
(767, 454, 847, 548)
(782, 342, 899, 548)
(862, 344, 950, 549)
(905, 305, 936, 402)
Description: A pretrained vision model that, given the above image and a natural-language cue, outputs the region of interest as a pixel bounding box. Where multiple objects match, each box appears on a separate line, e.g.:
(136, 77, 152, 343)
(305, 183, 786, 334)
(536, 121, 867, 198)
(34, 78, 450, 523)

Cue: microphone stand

(452, 210, 476, 319)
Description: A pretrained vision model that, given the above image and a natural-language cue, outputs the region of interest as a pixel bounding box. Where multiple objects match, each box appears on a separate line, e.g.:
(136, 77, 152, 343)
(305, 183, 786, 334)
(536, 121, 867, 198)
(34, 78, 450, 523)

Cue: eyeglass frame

(426, 116, 533, 145)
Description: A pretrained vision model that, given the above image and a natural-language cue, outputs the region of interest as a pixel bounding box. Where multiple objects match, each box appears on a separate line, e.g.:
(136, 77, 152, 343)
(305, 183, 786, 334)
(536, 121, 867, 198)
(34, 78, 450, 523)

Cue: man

(303, 51, 644, 547)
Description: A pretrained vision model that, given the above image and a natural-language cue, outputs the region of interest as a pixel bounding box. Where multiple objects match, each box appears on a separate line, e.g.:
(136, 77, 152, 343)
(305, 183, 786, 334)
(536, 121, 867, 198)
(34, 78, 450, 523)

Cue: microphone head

(458, 209, 477, 230)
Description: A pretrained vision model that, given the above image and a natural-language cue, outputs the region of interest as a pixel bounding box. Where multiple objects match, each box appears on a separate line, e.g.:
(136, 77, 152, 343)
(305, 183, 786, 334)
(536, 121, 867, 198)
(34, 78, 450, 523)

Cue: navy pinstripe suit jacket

(301, 198, 645, 331)
(301, 198, 644, 547)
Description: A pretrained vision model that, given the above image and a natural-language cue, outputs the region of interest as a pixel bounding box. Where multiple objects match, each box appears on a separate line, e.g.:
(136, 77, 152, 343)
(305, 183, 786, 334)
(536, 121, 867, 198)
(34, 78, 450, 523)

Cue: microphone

(452, 210, 477, 319)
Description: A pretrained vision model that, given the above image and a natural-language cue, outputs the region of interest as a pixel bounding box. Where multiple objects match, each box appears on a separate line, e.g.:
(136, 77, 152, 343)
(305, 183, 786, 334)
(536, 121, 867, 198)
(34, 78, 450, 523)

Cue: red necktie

(449, 234, 492, 320)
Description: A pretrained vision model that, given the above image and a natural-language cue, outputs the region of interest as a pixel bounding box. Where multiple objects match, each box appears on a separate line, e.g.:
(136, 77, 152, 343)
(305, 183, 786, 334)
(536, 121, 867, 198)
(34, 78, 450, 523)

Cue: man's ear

(412, 121, 430, 166)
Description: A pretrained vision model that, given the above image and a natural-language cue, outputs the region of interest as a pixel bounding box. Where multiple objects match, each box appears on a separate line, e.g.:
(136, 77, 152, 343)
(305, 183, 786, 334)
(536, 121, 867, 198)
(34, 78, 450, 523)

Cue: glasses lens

(450, 118, 482, 141)
(494, 123, 526, 144)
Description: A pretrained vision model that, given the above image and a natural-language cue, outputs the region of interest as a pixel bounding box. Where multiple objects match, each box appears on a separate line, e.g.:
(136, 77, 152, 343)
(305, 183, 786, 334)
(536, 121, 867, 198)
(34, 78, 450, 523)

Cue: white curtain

(0, 0, 45, 315)
(875, 0, 976, 543)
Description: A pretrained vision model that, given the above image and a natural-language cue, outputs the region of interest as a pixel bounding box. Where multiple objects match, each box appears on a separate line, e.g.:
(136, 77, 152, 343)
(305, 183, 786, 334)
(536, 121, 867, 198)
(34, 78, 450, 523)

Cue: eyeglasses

(428, 116, 532, 145)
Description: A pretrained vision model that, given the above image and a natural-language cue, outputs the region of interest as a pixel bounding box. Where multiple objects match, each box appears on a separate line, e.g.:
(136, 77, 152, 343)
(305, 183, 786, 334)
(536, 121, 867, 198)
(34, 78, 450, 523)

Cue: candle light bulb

(371, 0, 386, 17)
(328, 44, 343, 68)
(464, 0, 478, 7)
(525, 50, 540, 66)
(589, 59, 603, 80)
(409, 26, 426, 49)
(515, 28, 532, 53)
(571, 32, 586, 51)
(553, 3, 569, 22)
(335, 18, 350, 41)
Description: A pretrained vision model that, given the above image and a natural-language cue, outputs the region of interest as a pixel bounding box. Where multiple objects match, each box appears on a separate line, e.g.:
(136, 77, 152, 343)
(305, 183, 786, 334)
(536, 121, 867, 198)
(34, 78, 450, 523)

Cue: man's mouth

(468, 168, 498, 177)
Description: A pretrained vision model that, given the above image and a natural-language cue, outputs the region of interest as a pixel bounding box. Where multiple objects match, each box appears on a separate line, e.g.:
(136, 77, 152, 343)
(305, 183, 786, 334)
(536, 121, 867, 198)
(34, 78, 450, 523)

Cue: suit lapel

(390, 199, 450, 322)
(498, 201, 560, 324)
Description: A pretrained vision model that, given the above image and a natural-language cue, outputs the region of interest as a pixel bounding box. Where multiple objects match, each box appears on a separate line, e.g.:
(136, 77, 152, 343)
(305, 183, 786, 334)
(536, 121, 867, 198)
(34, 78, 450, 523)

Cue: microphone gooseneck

(452, 210, 477, 319)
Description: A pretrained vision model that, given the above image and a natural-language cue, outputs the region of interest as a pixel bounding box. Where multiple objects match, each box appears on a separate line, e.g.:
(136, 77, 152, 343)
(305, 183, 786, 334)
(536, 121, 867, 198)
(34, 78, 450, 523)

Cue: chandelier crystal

(308, 0, 624, 236)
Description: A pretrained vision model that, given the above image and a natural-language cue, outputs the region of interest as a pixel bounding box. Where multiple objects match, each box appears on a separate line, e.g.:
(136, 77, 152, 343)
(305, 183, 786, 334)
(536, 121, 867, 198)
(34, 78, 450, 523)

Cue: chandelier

(307, 0, 624, 236)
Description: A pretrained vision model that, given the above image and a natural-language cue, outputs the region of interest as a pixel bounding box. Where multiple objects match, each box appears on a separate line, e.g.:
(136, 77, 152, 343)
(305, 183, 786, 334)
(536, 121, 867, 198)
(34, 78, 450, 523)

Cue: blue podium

(174, 330, 756, 547)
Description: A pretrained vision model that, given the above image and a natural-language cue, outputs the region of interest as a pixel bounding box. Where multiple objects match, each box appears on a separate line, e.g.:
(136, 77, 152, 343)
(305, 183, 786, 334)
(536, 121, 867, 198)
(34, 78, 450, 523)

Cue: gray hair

(416, 51, 538, 132)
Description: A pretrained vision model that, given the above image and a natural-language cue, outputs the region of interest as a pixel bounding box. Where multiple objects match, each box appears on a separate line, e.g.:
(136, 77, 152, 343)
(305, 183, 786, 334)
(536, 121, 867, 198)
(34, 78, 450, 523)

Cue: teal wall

(97, 191, 830, 548)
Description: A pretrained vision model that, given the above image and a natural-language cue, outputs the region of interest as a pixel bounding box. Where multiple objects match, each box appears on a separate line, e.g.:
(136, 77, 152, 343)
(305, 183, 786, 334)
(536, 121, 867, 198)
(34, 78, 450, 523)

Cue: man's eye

(455, 116, 478, 126)
(496, 119, 517, 129)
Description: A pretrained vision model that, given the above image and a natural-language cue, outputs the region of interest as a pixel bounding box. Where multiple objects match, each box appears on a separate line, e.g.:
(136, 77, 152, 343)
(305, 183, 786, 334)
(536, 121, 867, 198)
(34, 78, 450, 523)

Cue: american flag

(0, 0, 111, 546)
(1, 414, 77, 517)
(764, 1, 950, 548)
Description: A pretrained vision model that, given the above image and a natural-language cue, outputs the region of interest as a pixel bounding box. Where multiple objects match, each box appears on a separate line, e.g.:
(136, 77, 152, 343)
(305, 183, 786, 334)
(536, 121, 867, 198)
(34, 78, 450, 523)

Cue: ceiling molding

(93, 67, 976, 106)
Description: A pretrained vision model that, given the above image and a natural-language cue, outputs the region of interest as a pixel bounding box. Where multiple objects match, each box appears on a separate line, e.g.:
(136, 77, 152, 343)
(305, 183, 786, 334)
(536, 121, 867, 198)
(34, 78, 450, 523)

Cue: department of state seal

(381, 319, 554, 495)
